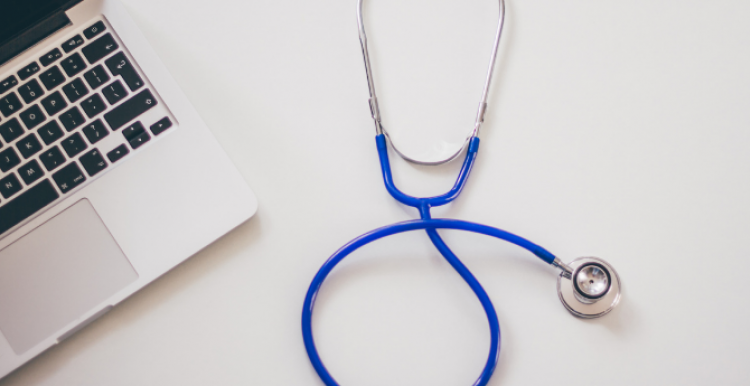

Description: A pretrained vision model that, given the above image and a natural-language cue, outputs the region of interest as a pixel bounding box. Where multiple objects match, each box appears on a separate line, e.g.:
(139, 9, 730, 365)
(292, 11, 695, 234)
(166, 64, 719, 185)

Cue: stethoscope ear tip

(557, 257, 621, 319)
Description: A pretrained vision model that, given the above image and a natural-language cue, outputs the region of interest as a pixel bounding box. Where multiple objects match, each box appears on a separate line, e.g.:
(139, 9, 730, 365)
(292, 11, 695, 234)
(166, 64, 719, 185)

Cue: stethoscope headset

(301, 1, 622, 385)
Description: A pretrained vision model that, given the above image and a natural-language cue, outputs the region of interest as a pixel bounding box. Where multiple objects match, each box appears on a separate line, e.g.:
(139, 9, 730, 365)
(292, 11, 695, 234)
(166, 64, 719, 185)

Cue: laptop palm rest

(0, 199, 138, 355)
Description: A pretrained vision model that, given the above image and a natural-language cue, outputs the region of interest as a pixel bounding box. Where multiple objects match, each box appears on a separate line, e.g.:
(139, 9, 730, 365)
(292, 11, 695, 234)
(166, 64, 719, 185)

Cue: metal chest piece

(556, 257, 621, 318)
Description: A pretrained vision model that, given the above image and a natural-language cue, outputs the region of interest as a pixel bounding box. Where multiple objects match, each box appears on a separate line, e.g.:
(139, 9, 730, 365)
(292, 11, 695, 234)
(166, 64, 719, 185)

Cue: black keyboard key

(122, 121, 145, 141)
(39, 66, 66, 91)
(82, 119, 109, 144)
(0, 178, 55, 234)
(60, 53, 87, 77)
(150, 117, 172, 136)
(37, 120, 64, 145)
(82, 34, 119, 65)
(105, 52, 143, 91)
(0, 174, 22, 199)
(16, 133, 43, 159)
(83, 65, 110, 89)
(53, 162, 86, 193)
(41, 146, 65, 171)
(18, 159, 44, 185)
(0, 118, 24, 143)
(129, 131, 150, 149)
(102, 80, 127, 105)
(107, 144, 129, 163)
(17, 62, 40, 81)
(40, 48, 63, 66)
(84, 21, 107, 40)
(62, 78, 89, 103)
(18, 79, 45, 104)
(79, 148, 107, 176)
(0, 76, 18, 95)
(61, 132, 87, 157)
(0, 147, 20, 172)
(81, 94, 106, 118)
(19, 104, 46, 130)
(104, 89, 157, 130)
(0, 93, 22, 117)
(41, 91, 68, 116)
(0, 179, 59, 235)
(62, 35, 84, 53)
(59, 107, 85, 131)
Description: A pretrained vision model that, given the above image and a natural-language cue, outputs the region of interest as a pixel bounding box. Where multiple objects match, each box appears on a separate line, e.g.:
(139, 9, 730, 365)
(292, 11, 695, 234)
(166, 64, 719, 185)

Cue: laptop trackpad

(0, 199, 138, 355)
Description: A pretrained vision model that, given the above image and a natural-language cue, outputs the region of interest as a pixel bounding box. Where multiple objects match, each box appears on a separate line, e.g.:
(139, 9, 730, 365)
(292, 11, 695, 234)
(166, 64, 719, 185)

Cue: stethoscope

(302, 1, 622, 385)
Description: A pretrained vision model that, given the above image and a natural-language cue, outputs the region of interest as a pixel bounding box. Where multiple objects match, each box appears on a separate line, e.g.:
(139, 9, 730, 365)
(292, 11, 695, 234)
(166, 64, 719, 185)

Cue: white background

(2, 0, 750, 384)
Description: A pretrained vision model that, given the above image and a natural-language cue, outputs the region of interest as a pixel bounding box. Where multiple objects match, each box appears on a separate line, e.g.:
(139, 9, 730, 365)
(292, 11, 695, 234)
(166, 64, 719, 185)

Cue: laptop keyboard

(0, 19, 175, 236)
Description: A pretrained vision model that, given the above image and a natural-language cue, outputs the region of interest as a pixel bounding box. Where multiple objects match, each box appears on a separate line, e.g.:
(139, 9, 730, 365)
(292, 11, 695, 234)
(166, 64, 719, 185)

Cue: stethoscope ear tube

(357, 0, 507, 164)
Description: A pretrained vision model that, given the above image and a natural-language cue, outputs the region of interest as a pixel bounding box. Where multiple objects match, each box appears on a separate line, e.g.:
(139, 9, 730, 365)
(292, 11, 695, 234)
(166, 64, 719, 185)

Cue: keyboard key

(84, 21, 107, 40)
(122, 121, 145, 141)
(40, 48, 63, 66)
(0, 118, 23, 143)
(18, 159, 44, 185)
(129, 131, 150, 149)
(53, 162, 86, 193)
(102, 80, 127, 105)
(39, 66, 66, 91)
(41, 91, 68, 116)
(0, 147, 21, 172)
(106, 144, 129, 163)
(0, 174, 22, 199)
(150, 117, 172, 136)
(0, 179, 59, 235)
(41, 146, 65, 171)
(104, 89, 157, 130)
(18, 80, 45, 104)
(82, 33, 119, 64)
(62, 78, 89, 103)
(83, 65, 110, 89)
(82, 119, 109, 144)
(17, 62, 40, 81)
(0, 93, 22, 117)
(61, 132, 87, 157)
(59, 107, 85, 131)
(81, 94, 106, 118)
(19, 105, 46, 130)
(79, 148, 107, 176)
(61, 53, 87, 77)
(0, 76, 18, 95)
(37, 120, 64, 145)
(62, 34, 84, 53)
(16, 133, 43, 159)
(105, 52, 143, 91)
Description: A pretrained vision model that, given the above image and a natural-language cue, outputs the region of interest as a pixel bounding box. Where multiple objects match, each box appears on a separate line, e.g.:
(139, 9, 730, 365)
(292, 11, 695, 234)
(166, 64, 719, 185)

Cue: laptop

(0, 0, 257, 378)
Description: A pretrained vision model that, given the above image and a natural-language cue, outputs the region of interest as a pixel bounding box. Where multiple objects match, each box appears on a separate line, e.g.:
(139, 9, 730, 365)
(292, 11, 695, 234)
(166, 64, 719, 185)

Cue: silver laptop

(0, 0, 257, 378)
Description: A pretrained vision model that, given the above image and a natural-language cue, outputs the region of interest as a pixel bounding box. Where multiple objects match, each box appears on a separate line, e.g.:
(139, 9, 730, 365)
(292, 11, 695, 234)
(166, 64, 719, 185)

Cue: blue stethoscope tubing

(302, 134, 558, 386)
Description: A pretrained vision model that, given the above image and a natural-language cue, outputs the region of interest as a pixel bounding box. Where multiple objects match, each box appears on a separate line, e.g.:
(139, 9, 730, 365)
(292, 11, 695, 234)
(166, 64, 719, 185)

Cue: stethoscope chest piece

(557, 257, 621, 319)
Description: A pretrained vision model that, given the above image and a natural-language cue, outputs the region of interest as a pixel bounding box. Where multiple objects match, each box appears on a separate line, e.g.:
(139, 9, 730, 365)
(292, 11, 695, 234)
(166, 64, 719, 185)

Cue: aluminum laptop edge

(0, 0, 258, 378)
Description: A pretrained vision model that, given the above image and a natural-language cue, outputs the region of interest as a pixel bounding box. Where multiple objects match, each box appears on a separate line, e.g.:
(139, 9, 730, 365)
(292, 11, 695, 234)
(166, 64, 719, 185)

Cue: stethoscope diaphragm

(557, 257, 621, 318)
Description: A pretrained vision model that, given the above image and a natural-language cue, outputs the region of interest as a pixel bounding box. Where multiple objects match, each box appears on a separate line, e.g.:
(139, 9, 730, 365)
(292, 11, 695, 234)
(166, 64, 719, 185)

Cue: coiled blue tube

(302, 135, 556, 385)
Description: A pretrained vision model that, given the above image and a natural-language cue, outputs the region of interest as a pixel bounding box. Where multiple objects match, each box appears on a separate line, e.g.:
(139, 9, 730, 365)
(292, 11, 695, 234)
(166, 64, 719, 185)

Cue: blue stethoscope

(302, 1, 622, 385)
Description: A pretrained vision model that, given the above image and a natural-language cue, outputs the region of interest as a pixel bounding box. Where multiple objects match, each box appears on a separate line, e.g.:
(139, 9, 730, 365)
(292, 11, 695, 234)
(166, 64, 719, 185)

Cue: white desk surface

(3, 0, 750, 385)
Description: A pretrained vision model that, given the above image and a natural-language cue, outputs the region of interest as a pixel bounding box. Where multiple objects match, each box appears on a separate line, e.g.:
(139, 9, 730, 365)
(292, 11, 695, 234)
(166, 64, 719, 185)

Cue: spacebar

(0, 180, 60, 236)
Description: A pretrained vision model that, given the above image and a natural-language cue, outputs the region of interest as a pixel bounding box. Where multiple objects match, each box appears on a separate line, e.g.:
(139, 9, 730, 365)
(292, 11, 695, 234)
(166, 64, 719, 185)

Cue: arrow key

(106, 144, 129, 163)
